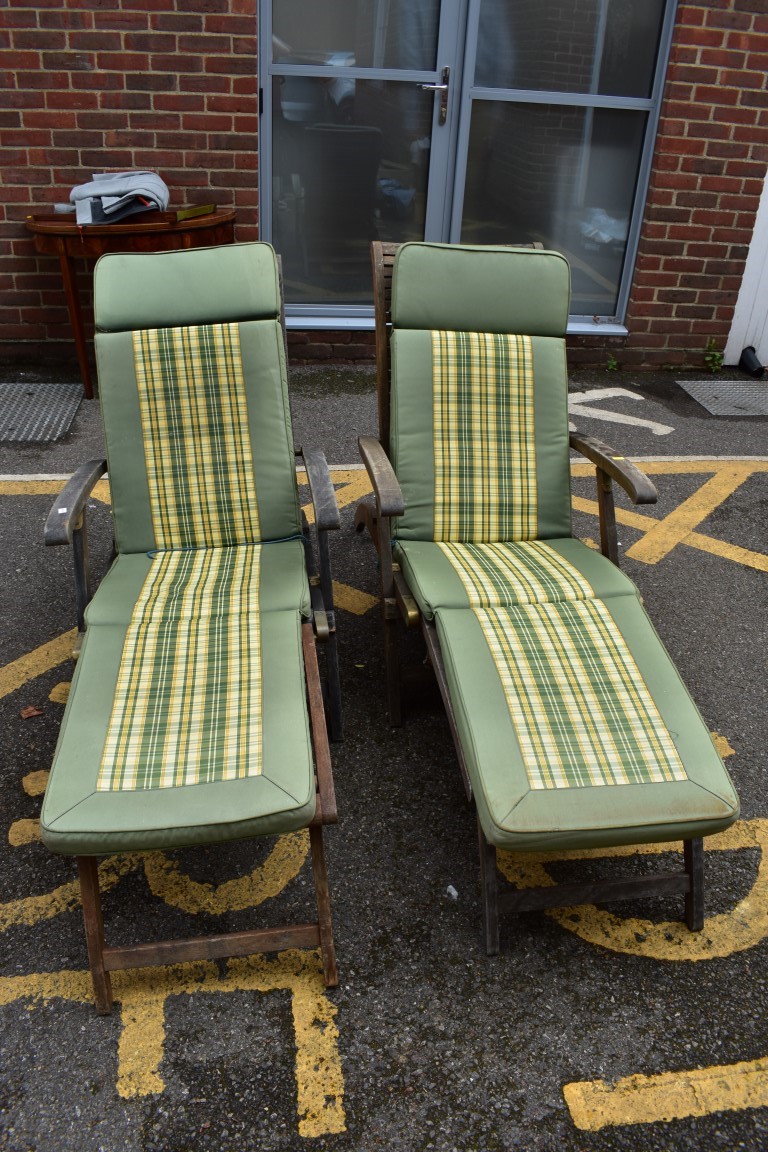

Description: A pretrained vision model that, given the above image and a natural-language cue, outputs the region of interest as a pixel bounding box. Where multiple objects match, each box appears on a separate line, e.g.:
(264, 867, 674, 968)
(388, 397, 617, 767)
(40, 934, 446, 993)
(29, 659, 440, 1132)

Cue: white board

(725, 167, 768, 368)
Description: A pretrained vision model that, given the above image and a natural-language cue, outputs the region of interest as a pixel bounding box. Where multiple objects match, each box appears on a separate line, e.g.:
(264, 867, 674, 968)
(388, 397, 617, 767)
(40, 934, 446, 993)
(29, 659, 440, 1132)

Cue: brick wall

(1, 0, 258, 365)
(1, 1, 767, 373)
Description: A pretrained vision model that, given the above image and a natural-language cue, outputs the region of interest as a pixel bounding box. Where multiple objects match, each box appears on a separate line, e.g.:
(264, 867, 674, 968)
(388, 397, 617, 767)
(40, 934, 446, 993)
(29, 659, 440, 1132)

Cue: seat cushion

(395, 538, 636, 619)
(434, 599, 739, 851)
(85, 540, 312, 626)
(41, 608, 315, 854)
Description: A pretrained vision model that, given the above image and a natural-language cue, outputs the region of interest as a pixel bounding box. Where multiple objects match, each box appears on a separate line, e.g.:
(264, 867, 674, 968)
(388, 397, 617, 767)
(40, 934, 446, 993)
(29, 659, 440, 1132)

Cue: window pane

(272, 0, 440, 71)
(461, 102, 648, 316)
(475, 0, 664, 99)
(273, 77, 434, 304)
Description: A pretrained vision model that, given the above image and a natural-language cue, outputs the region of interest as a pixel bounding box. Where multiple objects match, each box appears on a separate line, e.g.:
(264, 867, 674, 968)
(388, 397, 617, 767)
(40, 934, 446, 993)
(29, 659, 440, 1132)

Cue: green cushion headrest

(391, 243, 571, 336)
(94, 242, 281, 331)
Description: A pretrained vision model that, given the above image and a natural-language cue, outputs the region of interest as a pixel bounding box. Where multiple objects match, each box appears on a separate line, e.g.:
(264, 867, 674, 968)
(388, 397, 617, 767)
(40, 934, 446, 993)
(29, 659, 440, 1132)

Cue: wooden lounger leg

(77, 856, 114, 1015)
(684, 837, 705, 932)
(309, 825, 339, 988)
(478, 821, 500, 956)
(384, 615, 403, 727)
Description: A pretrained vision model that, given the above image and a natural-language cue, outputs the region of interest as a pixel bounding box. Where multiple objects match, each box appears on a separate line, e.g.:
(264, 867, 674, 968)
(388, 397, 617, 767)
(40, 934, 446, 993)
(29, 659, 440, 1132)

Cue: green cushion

(391, 244, 570, 335)
(96, 318, 301, 554)
(390, 332, 571, 541)
(85, 542, 312, 626)
(94, 242, 281, 332)
(435, 599, 739, 851)
(40, 610, 315, 854)
(394, 538, 637, 619)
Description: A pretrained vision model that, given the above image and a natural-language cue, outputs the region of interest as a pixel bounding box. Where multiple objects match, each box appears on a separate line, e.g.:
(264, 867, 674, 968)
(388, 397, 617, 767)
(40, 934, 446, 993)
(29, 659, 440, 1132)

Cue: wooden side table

(26, 208, 236, 398)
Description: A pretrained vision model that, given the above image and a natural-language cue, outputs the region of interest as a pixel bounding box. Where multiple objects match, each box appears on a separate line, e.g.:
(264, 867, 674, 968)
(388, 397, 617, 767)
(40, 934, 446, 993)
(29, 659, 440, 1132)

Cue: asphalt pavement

(1, 361, 766, 1152)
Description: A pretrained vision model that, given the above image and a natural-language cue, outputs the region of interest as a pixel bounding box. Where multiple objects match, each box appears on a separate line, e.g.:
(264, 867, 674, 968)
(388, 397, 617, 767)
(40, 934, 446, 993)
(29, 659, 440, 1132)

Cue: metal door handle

(418, 66, 450, 125)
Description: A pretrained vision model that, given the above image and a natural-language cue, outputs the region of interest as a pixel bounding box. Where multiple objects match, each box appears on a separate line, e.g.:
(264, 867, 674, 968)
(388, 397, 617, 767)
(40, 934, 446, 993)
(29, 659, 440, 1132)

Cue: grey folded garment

(70, 171, 170, 225)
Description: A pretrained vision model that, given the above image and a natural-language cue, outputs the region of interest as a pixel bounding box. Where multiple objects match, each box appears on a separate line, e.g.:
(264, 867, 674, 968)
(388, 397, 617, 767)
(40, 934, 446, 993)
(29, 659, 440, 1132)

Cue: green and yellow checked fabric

(438, 540, 593, 606)
(98, 547, 263, 791)
(474, 599, 687, 790)
(432, 331, 536, 542)
(133, 323, 261, 550)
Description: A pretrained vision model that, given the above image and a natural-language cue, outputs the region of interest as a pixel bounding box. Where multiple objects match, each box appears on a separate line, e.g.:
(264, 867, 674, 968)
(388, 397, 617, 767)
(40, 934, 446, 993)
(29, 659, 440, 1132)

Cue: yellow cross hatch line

(565, 1056, 768, 1131)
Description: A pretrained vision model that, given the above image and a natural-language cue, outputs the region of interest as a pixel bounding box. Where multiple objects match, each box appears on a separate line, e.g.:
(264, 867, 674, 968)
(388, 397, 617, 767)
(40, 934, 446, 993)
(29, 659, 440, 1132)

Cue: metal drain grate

(676, 378, 768, 417)
(0, 381, 83, 442)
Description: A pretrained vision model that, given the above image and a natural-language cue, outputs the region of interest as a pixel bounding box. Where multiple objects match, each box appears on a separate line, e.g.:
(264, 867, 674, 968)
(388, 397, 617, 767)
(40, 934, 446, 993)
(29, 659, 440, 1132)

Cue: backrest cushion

(389, 244, 572, 542)
(94, 243, 301, 553)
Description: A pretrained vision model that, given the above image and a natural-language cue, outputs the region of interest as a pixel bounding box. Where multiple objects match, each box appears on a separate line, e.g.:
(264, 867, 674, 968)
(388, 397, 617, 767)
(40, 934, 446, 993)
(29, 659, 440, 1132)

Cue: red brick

(721, 69, 765, 89)
(13, 30, 68, 51)
(705, 9, 754, 33)
(151, 14, 205, 34)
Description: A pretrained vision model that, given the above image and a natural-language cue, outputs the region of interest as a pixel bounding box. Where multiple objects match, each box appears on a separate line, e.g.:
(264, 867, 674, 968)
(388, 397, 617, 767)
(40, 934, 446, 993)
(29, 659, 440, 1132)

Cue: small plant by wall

(704, 338, 724, 374)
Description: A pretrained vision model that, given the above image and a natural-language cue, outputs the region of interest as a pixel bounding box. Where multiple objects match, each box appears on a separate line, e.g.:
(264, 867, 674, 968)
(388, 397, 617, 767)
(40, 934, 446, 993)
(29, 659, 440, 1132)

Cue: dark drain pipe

(738, 346, 765, 378)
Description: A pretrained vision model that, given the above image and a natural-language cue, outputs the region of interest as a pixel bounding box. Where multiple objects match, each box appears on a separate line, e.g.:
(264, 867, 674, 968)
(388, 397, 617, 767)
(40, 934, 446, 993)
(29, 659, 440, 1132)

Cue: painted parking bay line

(571, 458, 768, 573)
(564, 1056, 768, 1132)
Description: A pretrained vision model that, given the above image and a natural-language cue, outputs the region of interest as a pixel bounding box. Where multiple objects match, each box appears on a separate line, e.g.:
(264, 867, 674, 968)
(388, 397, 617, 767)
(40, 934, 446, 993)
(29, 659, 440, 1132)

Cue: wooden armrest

(298, 447, 340, 532)
(358, 435, 405, 518)
(44, 459, 108, 546)
(569, 432, 657, 505)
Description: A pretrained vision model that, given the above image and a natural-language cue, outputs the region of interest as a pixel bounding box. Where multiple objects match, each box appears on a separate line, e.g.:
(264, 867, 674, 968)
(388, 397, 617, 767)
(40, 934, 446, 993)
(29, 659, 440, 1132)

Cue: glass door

(261, 0, 674, 321)
(452, 0, 673, 319)
(262, 0, 465, 309)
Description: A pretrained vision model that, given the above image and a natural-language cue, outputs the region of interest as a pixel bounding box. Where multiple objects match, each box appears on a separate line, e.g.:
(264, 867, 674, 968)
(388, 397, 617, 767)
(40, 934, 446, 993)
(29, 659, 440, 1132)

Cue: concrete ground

(0, 360, 767, 1151)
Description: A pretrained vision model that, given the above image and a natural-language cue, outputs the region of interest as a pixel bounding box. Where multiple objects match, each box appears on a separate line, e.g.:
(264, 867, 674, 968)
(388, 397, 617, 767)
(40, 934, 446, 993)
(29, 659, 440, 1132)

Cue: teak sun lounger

(42, 242, 340, 1011)
(356, 241, 739, 952)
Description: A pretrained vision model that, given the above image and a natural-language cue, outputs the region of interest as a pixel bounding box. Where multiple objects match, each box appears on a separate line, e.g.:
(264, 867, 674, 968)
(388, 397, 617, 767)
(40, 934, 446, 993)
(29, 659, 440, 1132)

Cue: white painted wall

(725, 167, 768, 368)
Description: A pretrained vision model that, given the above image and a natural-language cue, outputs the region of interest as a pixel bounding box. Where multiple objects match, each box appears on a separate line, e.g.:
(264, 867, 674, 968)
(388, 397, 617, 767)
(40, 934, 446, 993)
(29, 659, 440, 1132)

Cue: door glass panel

(273, 77, 434, 304)
(461, 102, 648, 315)
(475, 0, 664, 99)
(272, 0, 440, 71)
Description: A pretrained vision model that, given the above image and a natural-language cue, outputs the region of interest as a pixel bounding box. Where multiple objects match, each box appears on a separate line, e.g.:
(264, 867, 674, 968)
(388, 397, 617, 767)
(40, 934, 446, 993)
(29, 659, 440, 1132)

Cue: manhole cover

(676, 378, 768, 417)
(0, 382, 83, 442)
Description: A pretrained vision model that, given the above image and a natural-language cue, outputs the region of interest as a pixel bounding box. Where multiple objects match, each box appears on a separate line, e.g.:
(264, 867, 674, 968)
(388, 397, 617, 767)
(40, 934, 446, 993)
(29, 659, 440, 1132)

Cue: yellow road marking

(333, 580, 378, 615)
(497, 818, 767, 960)
(0, 951, 345, 1136)
(625, 467, 752, 564)
(300, 468, 373, 525)
(572, 495, 768, 572)
(0, 629, 77, 701)
(7, 820, 41, 847)
(0, 478, 111, 502)
(22, 771, 49, 796)
(48, 681, 70, 704)
(564, 1056, 768, 1131)
(141, 832, 309, 914)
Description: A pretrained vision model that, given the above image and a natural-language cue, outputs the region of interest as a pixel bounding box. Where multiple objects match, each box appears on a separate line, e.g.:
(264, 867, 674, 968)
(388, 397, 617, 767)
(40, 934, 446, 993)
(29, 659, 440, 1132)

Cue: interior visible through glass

(272, 75, 435, 305)
(461, 103, 648, 316)
(272, 0, 440, 71)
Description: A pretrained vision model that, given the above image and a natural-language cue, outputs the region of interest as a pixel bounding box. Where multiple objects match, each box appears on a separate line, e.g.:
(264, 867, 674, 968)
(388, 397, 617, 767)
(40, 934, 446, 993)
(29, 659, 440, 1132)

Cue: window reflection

(476, 0, 664, 98)
(272, 77, 433, 304)
(272, 0, 439, 71)
(462, 103, 647, 316)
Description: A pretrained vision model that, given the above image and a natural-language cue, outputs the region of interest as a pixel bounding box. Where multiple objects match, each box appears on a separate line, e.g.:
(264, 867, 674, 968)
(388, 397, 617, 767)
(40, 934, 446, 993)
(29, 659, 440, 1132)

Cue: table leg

(56, 239, 94, 399)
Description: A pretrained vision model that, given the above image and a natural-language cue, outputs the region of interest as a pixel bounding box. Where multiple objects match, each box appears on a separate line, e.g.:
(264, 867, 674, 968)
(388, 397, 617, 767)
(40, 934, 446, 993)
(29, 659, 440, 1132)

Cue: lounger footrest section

(435, 597, 739, 852)
(41, 608, 316, 855)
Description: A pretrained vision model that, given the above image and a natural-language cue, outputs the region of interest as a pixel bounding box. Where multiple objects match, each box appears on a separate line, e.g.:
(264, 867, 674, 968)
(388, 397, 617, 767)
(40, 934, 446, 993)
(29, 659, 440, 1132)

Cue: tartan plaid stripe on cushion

(438, 540, 594, 606)
(432, 331, 537, 542)
(133, 323, 261, 550)
(98, 547, 263, 791)
(475, 599, 687, 790)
